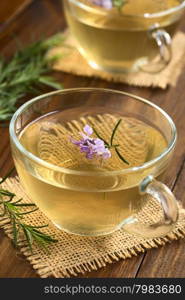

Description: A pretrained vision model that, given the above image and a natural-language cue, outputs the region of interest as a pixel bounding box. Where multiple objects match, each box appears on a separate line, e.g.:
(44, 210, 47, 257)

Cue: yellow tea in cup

(10, 89, 178, 237)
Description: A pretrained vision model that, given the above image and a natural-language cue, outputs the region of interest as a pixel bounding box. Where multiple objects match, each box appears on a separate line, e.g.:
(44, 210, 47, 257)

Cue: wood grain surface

(0, 0, 185, 278)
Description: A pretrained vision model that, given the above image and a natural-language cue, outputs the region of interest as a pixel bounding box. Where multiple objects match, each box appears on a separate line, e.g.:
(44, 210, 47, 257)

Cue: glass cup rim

(9, 88, 177, 176)
(68, 0, 185, 19)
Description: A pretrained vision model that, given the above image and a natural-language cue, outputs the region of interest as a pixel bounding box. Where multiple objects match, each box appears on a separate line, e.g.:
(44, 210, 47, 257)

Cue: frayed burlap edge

(0, 177, 185, 278)
(48, 30, 185, 89)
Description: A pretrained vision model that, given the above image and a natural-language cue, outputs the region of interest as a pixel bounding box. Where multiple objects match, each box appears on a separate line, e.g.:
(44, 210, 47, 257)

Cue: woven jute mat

(48, 30, 185, 89)
(0, 177, 185, 278)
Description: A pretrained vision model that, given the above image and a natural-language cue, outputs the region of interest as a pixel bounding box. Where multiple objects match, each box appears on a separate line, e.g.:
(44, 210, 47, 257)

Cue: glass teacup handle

(140, 24, 172, 73)
(123, 176, 179, 238)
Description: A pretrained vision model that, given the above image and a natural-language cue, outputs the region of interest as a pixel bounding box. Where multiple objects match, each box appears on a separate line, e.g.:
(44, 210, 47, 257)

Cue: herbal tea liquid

(15, 110, 167, 235)
(64, 0, 182, 72)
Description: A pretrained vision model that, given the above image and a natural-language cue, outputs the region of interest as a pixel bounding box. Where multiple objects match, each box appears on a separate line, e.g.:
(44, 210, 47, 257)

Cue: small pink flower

(84, 124, 93, 135)
(70, 125, 111, 160)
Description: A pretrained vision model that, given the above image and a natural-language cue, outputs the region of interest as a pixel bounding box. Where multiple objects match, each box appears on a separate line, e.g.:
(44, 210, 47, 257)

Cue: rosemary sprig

(94, 119, 129, 165)
(0, 172, 58, 253)
(0, 33, 64, 122)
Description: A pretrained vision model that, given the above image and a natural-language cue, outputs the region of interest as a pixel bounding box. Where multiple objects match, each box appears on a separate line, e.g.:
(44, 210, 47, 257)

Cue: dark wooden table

(0, 0, 185, 278)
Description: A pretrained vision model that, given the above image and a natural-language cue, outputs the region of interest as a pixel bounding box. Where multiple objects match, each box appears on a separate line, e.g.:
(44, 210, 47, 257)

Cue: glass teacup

(10, 88, 178, 237)
(63, 0, 185, 73)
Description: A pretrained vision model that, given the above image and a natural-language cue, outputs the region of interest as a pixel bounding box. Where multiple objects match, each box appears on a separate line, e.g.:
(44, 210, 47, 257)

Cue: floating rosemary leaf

(0, 33, 64, 122)
(93, 127, 109, 147)
(110, 119, 122, 146)
(115, 146, 129, 165)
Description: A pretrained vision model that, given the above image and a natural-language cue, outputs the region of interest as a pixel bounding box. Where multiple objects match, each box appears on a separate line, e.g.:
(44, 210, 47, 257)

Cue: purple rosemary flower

(71, 125, 111, 160)
(90, 0, 113, 9)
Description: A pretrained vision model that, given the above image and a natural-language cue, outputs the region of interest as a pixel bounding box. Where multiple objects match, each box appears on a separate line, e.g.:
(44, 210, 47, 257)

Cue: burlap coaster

(0, 177, 185, 278)
(48, 30, 185, 89)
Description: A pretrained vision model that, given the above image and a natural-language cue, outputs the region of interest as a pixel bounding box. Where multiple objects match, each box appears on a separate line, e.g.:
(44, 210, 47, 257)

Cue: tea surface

(20, 112, 167, 169)
(17, 111, 167, 235)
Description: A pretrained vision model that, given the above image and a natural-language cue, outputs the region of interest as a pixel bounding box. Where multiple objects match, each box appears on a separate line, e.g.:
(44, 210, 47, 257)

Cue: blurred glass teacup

(63, 0, 185, 73)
